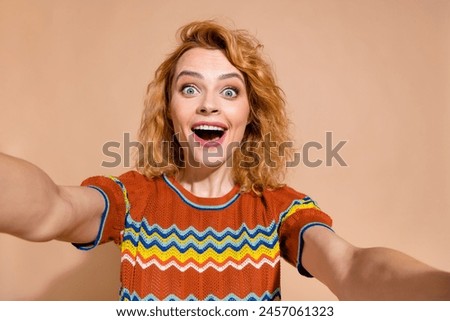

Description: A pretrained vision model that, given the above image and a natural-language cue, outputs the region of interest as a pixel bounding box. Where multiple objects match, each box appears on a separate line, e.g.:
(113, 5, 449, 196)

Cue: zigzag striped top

(78, 171, 332, 301)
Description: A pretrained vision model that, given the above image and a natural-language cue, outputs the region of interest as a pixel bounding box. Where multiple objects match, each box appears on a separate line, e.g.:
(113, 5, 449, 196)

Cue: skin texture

(0, 153, 103, 244)
(302, 226, 450, 300)
(170, 48, 250, 197)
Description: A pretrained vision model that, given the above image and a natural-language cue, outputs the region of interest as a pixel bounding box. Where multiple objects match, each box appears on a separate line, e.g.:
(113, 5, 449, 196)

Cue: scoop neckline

(162, 174, 241, 210)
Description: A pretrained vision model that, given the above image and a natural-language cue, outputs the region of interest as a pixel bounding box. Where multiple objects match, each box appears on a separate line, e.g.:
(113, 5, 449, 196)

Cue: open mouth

(191, 124, 226, 142)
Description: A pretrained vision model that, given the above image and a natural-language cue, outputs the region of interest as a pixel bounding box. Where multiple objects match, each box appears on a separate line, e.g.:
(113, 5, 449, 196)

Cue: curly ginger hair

(137, 20, 293, 195)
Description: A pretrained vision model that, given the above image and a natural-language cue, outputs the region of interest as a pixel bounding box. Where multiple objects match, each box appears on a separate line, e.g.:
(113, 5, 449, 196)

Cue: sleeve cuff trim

(73, 185, 110, 251)
(296, 222, 334, 278)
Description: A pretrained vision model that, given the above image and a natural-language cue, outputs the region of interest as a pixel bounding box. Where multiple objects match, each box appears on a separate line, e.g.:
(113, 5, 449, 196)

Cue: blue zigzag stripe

(122, 219, 278, 253)
(122, 234, 278, 253)
(120, 288, 281, 301)
(124, 216, 278, 240)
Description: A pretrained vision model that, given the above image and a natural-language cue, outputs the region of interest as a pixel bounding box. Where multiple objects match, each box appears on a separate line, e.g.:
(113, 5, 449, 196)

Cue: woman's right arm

(0, 153, 105, 244)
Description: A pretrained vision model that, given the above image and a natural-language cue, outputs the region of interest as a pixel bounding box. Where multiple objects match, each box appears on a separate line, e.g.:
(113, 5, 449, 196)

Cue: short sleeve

(278, 195, 333, 278)
(73, 174, 131, 250)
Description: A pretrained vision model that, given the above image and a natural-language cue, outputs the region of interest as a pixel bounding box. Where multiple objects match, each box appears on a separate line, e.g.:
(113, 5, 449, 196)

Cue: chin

(181, 146, 232, 170)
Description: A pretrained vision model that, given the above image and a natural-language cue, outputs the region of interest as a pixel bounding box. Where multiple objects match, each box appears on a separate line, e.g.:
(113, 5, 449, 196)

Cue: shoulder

(82, 170, 153, 189)
(262, 185, 309, 210)
(117, 170, 153, 185)
(82, 170, 165, 215)
(259, 185, 323, 222)
(263, 185, 308, 200)
(116, 171, 169, 220)
(117, 170, 164, 199)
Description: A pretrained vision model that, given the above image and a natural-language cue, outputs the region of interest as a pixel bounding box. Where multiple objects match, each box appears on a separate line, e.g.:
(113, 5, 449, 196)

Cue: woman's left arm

(301, 226, 450, 300)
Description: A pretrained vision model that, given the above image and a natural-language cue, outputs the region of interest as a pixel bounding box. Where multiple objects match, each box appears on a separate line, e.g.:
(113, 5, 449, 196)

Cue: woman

(0, 20, 449, 301)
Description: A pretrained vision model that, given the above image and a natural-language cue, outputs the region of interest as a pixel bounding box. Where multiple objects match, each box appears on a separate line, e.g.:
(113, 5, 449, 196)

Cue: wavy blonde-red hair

(137, 20, 293, 195)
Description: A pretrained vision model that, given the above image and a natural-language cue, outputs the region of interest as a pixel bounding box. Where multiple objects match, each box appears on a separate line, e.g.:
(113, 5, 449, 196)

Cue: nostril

(198, 106, 220, 114)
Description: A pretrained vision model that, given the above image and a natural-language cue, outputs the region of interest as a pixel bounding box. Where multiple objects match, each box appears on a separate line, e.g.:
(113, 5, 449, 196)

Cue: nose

(197, 105, 220, 114)
(197, 93, 220, 115)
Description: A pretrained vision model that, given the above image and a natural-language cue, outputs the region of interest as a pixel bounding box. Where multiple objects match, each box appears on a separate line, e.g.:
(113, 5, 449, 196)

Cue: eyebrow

(175, 70, 245, 84)
(219, 72, 245, 83)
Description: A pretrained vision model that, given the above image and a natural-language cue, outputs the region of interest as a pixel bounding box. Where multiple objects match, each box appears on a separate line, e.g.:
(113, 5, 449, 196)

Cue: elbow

(326, 246, 362, 301)
(334, 247, 402, 300)
(333, 246, 378, 301)
(26, 187, 74, 242)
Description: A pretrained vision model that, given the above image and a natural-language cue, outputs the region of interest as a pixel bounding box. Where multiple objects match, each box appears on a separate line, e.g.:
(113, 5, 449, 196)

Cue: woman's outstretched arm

(0, 152, 105, 244)
(302, 226, 450, 300)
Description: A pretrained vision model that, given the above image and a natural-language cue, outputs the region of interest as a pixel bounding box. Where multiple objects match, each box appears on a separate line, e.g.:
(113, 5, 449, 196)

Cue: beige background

(0, 0, 449, 300)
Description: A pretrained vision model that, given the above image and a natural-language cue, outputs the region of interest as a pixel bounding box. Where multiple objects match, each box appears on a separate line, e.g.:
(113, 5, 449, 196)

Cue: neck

(176, 165, 235, 198)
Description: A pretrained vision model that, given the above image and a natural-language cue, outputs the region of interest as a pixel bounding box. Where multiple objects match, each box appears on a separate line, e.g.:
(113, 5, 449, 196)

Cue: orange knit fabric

(79, 171, 332, 300)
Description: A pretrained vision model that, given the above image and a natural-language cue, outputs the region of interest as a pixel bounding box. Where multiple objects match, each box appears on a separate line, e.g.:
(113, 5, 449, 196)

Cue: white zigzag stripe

(121, 253, 280, 272)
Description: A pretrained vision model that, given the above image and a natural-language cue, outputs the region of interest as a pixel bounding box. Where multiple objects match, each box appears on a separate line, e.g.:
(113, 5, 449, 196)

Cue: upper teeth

(193, 125, 225, 131)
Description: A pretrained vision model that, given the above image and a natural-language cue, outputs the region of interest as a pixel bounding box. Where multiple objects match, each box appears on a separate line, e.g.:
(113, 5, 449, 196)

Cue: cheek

(169, 100, 184, 130)
(170, 95, 194, 124)
(235, 104, 251, 127)
(229, 106, 250, 139)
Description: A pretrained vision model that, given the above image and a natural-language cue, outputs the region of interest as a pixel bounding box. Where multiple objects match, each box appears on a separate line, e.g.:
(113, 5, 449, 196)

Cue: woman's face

(170, 47, 250, 170)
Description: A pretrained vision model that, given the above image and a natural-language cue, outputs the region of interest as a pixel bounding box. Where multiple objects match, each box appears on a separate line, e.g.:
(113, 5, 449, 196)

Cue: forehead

(174, 48, 243, 77)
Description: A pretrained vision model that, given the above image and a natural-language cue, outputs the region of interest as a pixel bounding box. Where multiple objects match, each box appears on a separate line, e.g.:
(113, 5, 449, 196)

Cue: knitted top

(77, 171, 332, 301)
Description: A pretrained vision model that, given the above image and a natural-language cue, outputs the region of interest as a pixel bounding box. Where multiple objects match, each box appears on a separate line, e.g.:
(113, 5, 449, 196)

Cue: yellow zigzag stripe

(108, 175, 130, 213)
(281, 202, 319, 223)
(121, 241, 279, 264)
